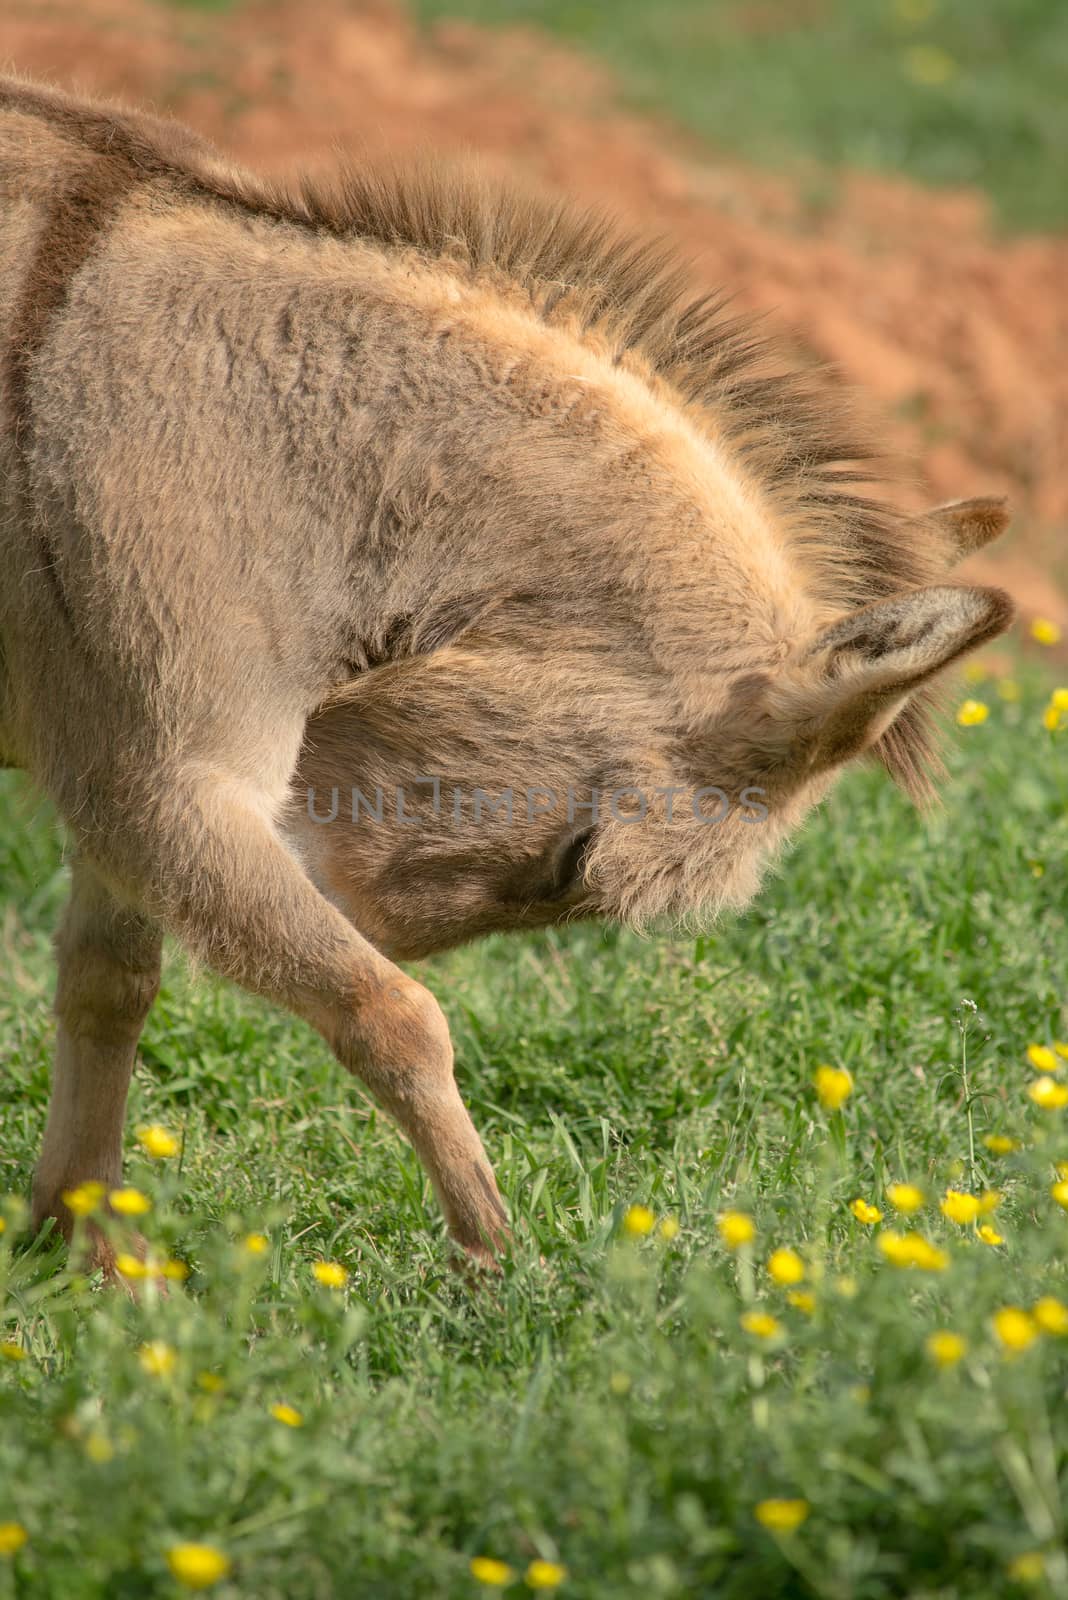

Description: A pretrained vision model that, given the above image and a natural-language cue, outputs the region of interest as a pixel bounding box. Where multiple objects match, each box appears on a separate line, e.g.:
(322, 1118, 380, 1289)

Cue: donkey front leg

(99, 778, 509, 1264)
(32, 860, 162, 1255)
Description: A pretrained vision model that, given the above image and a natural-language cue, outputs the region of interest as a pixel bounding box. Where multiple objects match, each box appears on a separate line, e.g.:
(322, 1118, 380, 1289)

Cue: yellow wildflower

(242, 1233, 269, 1255)
(1057, 1042, 1068, 1060)
(767, 1248, 805, 1285)
(886, 1182, 925, 1214)
(0, 1340, 26, 1362)
(526, 1560, 567, 1590)
(470, 1557, 516, 1587)
(997, 678, 1021, 702)
(978, 1224, 1004, 1246)
(1008, 1551, 1045, 1584)
(1051, 1181, 1068, 1211)
(955, 699, 988, 727)
(312, 1260, 349, 1288)
(878, 1231, 948, 1271)
(926, 1330, 967, 1367)
(1033, 1296, 1068, 1336)
(1043, 703, 1067, 733)
(850, 1198, 883, 1225)
(270, 1402, 303, 1427)
(754, 1499, 809, 1533)
(1027, 1044, 1059, 1074)
(941, 1189, 980, 1224)
(814, 1065, 853, 1111)
(0, 1523, 28, 1557)
(1031, 617, 1062, 646)
(978, 1190, 1002, 1214)
(1052, 689, 1068, 711)
(114, 1253, 148, 1280)
(658, 1215, 680, 1241)
(197, 1373, 225, 1394)
(108, 1187, 151, 1217)
(911, 1237, 950, 1271)
(983, 1134, 1019, 1155)
(135, 1124, 179, 1159)
(138, 1340, 177, 1378)
(1029, 1077, 1068, 1109)
(740, 1310, 781, 1340)
(165, 1542, 232, 1590)
(788, 1290, 816, 1315)
(61, 1181, 107, 1217)
(161, 1258, 190, 1282)
(834, 1275, 858, 1299)
(717, 1211, 755, 1250)
(993, 1307, 1038, 1353)
(85, 1430, 114, 1464)
(621, 1205, 655, 1239)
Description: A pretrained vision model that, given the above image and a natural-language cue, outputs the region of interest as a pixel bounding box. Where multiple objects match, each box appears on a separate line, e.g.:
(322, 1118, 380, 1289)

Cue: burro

(0, 75, 1013, 1270)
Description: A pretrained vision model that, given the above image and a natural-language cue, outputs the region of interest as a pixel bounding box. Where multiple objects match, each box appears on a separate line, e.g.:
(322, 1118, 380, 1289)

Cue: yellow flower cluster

(814, 1065, 853, 1111)
(956, 674, 1068, 732)
(886, 1183, 924, 1214)
(270, 1402, 303, 1427)
(1027, 1043, 1060, 1074)
(136, 1124, 179, 1159)
(767, 1248, 805, 1285)
(993, 1298, 1068, 1352)
(755, 1499, 809, 1533)
(470, 1557, 568, 1590)
(956, 699, 989, 728)
(138, 1340, 177, 1378)
(115, 1251, 188, 1282)
(1029, 1077, 1068, 1110)
(741, 1310, 781, 1341)
(0, 1522, 28, 1557)
(312, 1261, 349, 1289)
(926, 1330, 966, 1367)
(1043, 688, 1068, 732)
(166, 1542, 231, 1590)
(622, 1205, 679, 1241)
(940, 1190, 980, 1225)
(877, 1232, 948, 1271)
(717, 1211, 755, 1250)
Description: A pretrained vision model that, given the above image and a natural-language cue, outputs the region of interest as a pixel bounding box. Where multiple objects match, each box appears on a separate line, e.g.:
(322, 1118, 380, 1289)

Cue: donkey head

(287, 498, 1012, 958)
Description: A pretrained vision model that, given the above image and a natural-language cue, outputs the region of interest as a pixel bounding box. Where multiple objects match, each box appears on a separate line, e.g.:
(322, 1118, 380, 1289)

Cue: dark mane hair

(1, 73, 942, 796)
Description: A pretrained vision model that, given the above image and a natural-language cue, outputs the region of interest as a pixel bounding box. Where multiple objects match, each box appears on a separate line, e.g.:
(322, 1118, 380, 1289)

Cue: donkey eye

(544, 829, 595, 900)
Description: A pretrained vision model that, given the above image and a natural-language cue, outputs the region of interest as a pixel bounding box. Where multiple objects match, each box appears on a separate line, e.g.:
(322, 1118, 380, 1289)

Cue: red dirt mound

(3, 0, 1065, 631)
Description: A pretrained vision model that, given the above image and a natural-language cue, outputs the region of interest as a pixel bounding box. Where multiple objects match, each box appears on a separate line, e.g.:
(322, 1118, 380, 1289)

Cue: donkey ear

(788, 584, 1014, 768)
(925, 496, 1010, 562)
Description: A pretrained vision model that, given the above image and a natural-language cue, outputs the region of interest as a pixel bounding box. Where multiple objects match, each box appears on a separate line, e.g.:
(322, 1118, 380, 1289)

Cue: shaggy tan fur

(0, 74, 1012, 1266)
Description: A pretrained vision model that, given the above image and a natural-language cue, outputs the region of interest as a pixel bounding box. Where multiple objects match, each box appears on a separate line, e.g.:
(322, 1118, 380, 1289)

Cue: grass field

(412, 0, 1068, 231)
(2, 657, 1067, 1597)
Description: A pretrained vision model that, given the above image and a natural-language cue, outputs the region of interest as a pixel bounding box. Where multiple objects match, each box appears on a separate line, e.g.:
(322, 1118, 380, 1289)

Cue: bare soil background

(4, 0, 1065, 630)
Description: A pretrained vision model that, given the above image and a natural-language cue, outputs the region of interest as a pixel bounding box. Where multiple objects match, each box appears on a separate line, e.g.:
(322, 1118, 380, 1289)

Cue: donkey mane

(2, 74, 941, 796)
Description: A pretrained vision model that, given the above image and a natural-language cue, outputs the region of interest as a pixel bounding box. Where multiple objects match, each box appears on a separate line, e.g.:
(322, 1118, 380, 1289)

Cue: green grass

(2, 658, 1068, 1598)
(413, 0, 1068, 232)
